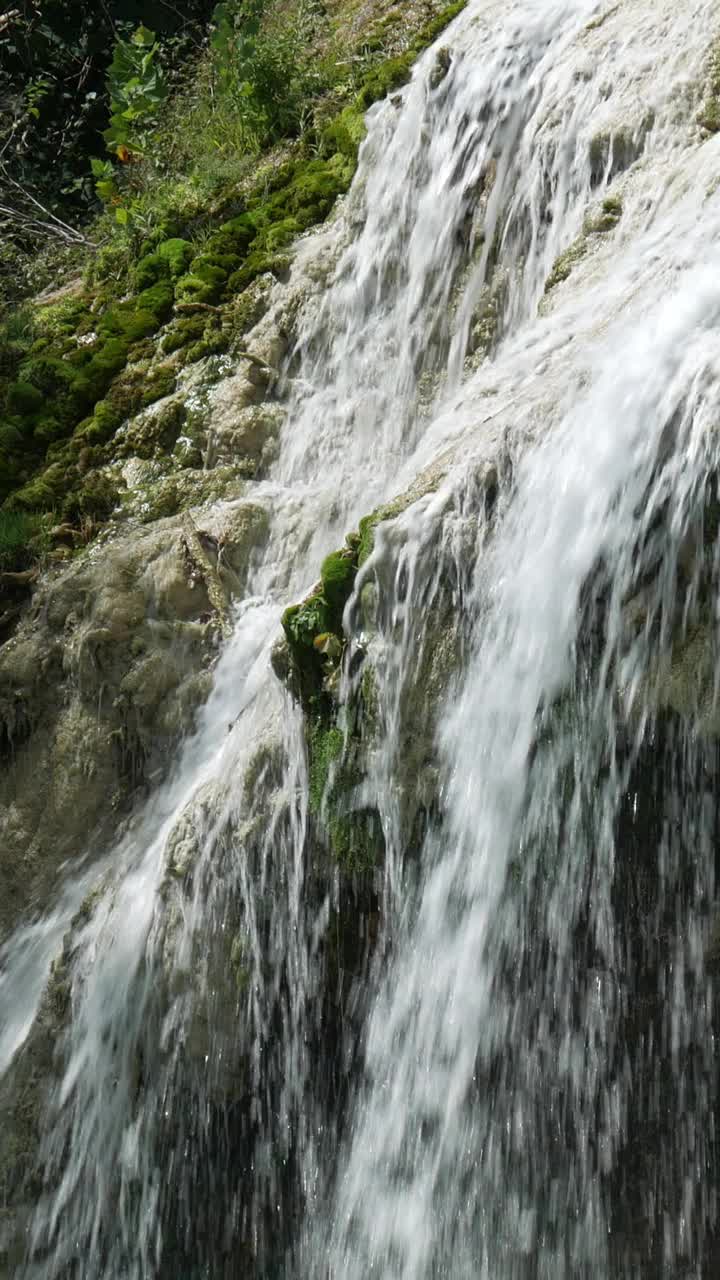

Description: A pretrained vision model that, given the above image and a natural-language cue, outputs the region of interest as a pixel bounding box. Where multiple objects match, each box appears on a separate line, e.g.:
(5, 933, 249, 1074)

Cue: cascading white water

(323, 270, 720, 1277)
(4, 0, 720, 1274)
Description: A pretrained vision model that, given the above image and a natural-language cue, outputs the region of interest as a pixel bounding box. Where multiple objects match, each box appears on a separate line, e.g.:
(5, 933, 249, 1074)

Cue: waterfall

(4, 0, 720, 1274)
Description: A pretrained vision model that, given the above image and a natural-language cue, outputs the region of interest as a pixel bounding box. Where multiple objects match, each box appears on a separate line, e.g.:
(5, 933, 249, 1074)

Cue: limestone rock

(0, 517, 227, 943)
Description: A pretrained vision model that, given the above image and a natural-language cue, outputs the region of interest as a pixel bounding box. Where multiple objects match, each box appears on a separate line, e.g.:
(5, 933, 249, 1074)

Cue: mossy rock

(61, 471, 119, 523)
(545, 236, 587, 293)
(142, 364, 177, 407)
(320, 106, 367, 160)
(161, 313, 207, 355)
(33, 416, 67, 446)
(307, 720, 383, 874)
(588, 117, 653, 185)
(309, 723, 345, 814)
(546, 196, 623, 293)
(132, 238, 193, 292)
(280, 543, 361, 708)
(698, 39, 720, 132)
(320, 548, 356, 618)
(585, 194, 623, 234)
(355, 0, 466, 108)
(6, 462, 66, 512)
(117, 399, 187, 461)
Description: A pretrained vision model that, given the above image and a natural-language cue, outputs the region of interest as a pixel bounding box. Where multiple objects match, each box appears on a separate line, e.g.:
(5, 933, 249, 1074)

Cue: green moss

(309, 723, 344, 814)
(585, 194, 623, 233)
(545, 236, 587, 292)
(7, 463, 67, 512)
(119, 399, 186, 460)
(184, 331, 230, 364)
(133, 238, 193, 291)
(62, 472, 119, 523)
(91, 400, 125, 440)
(230, 933, 251, 993)
(32, 416, 66, 445)
(283, 593, 332, 652)
(326, 810, 382, 874)
(306, 719, 381, 873)
(17, 356, 75, 398)
(320, 548, 356, 616)
(0, 423, 24, 452)
(584, 4, 620, 32)
(161, 313, 207, 354)
(356, 1, 467, 108)
(6, 381, 43, 415)
(34, 296, 92, 342)
(320, 105, 367, 160)
(227, 253, 290, 294)
(138, 477, 183, 522)
(141, 364, 177, 407)
(358, 513, 381, 567)
(546, 196, 623, 293)
(360, 663, 380, 734)
(0, 1, 467, 533)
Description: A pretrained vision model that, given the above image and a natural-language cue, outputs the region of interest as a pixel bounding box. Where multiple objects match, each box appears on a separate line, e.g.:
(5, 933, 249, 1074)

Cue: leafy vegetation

(0, 0, 215, 299)
(0, 509, 45, 572)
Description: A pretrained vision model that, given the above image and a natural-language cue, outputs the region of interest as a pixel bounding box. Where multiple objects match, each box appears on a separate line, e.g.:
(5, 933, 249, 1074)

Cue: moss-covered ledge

(273, 461, 449, 873)
(0, 0, 467, 599)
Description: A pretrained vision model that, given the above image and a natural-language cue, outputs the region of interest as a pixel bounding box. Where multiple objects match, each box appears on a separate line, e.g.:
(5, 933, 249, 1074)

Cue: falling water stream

(4, 0, 720, 1274)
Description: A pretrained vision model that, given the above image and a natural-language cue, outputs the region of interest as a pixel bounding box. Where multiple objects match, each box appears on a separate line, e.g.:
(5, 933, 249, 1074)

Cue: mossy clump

(356, 1, 467, 108)
(545, 236, 588, 293)
(142, 363, 177, 407)
(161, 313, 207, 355)
(117, 398, 187, 461)
(309, 723, 345, 814)
(307, 719, 382, 874)
(545, 196, 623, 293)
(320, 548, 356, 618)
(320, 105, 367, 160)
(5, 380, 44, 416)
(281, 591, 334, 707)
(133, 238, 194, 292)
(61, 471, 119, 524)
(585, 194, 623, 234)
(588, 118, 652, 186)
(280, 538, 362, 710)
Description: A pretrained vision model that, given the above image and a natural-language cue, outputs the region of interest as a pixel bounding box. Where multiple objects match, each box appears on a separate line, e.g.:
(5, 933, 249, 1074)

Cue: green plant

(0, 509, 43, 572)
(104, 26, 169, 161)
(91, 26, 170, 232)
(210, 0, 306, 149)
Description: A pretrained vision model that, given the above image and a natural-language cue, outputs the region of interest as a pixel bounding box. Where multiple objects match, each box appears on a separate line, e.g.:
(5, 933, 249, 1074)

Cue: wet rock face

(0, 222, 338, 944)
(0, 499, 270, 945)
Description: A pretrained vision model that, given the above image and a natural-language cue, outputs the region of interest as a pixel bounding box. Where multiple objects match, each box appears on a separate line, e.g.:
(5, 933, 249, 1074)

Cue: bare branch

(0, 10, 20, 36)
(0, 165, 96, 247)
